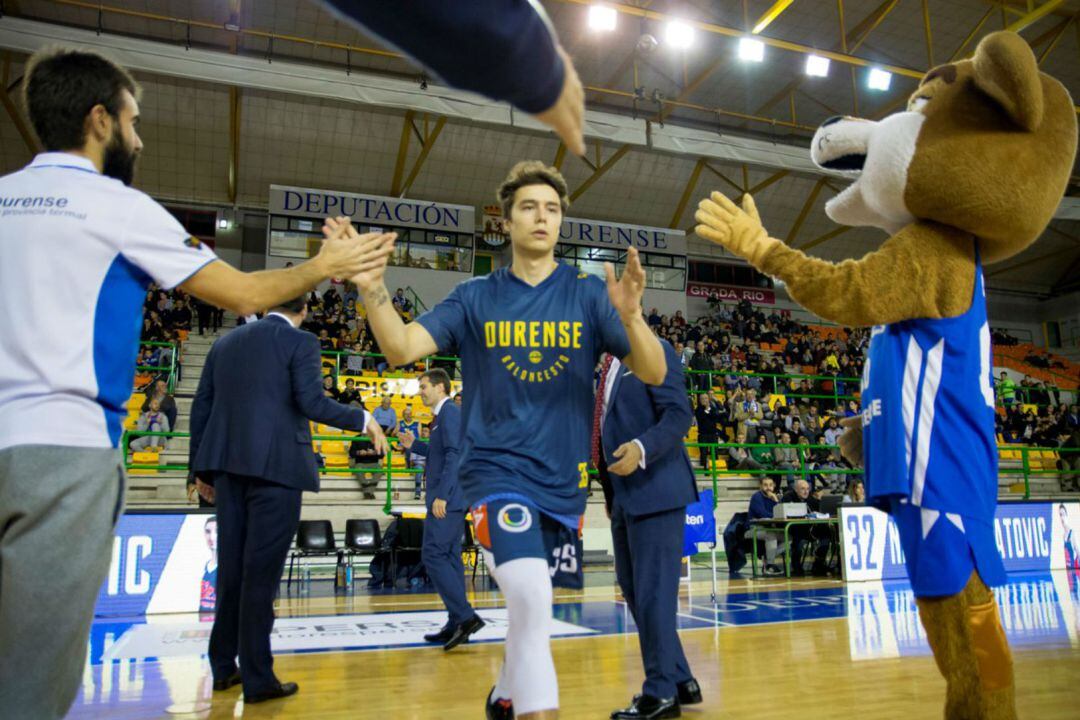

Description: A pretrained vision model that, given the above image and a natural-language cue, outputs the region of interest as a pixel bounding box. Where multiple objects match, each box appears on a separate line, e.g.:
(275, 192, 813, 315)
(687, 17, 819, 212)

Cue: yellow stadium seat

(768, 394, 787, 410)
(127, 393, 146, 410)
(324, 454, 350, 468)
(321, 441, 347, 455)
(129, 451, 160, 475)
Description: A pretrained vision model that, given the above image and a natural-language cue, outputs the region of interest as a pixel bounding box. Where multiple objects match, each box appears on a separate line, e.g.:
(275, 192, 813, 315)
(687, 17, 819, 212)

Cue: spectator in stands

(802, 403, 823, 433)
(373, 395, 398, 436)
(322, 375, 339, 400)
(345, 341, 366, 374)
(750, 434, 774, 468)
(322, 284, 341, 312)
(141, 379, 178, 432)
(338, 378, 360, 406)
(773, 431, 799, 489)
(398, 406, 422, 498)
(823, 417, 843, 456)
(130, 397, 170, 452)
(689, 340, 712, 392)
(647, 308, 661, 327)
(728, 430, 764, 472)
(843, 479, 866, 504)
(734, 388, 763, 438)
(747, 476, 783, 574)
(171, 299, 193, 331)
(317, 329, 335, 351)
(694, 393, 720, 470)
(844, 399, 859, 418)
(454, 393, 462, 409)
(997, 372, 1017, 405)
(347, 435, 384, 500)
(788, 415, 805, 440)
(392, 288, 413, 317)
(672, 310, 686, 328)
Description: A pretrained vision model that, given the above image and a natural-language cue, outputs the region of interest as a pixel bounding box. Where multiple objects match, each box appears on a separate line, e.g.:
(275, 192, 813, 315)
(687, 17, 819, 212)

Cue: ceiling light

(665, 20, 695, 49)
(587, 5, 617, 32)
(217, 218, 229, 230)
(737, 37, 765, 62)
(867, 68, 892, 91)
(805, 54, 830, 77)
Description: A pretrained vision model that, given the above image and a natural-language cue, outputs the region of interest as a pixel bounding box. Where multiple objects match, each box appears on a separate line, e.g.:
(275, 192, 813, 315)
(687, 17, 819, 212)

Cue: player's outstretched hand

(535, 46, 586, 156)
(838, 415, 864, 467)
(322, 216, 397, 289)
(366, 419, 391, 458)
(695, 193, 780, 269)
(605, 246, 646, 321)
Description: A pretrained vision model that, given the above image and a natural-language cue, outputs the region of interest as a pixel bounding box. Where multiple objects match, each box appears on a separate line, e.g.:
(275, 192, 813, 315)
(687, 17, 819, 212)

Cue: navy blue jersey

(417, 264, 630, 517)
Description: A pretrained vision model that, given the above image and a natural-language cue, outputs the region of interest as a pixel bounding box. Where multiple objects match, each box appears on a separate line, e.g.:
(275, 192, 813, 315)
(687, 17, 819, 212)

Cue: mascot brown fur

(695, 31, 1076, 720)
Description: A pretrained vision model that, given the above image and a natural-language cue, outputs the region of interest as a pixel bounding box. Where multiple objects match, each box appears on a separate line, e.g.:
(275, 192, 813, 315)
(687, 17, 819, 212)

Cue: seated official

(781, 480, 829, 576)
(747, 476, 784, 574)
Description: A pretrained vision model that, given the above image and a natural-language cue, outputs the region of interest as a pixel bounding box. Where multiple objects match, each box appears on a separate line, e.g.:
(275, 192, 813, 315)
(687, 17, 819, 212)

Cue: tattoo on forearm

(367, 287, 390, 308)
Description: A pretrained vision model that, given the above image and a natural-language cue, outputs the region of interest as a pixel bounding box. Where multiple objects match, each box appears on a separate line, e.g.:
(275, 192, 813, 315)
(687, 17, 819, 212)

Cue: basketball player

(0, 48, 392, 720)
(332, 161, 666, 719)
(200, 516, 219, 614)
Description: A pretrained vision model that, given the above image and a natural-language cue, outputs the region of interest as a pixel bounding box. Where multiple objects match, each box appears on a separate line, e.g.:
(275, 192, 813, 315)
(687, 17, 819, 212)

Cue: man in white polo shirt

(0, 48, 393, 720)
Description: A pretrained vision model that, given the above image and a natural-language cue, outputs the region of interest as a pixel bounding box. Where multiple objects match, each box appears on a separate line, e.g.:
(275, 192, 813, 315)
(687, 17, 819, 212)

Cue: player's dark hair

(271, 295, 307, 314)
(23, 47, 140, 151)
(420, 368, 452, 396)
(497, 160, 569, 219)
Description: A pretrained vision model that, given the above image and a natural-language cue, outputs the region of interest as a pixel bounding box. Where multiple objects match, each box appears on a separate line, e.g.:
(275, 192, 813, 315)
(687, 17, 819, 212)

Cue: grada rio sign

(686, 282, 775, 305)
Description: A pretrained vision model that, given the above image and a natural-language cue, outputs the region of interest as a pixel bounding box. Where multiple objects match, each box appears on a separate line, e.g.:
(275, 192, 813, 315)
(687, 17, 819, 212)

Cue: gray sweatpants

(0, 445, 125, 720)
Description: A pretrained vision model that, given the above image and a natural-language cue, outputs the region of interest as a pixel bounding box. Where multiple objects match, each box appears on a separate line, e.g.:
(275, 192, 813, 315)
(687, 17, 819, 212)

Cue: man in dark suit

(595, 340, 702, 719)
(399, 369, 485, 651)
(189, 296, 388, 704)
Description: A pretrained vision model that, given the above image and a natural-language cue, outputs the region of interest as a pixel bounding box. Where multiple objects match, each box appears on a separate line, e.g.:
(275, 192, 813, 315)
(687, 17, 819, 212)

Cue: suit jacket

(600, 340, 698, 517)
(189, 315, 370, 492)
(408, 401, 465, 512)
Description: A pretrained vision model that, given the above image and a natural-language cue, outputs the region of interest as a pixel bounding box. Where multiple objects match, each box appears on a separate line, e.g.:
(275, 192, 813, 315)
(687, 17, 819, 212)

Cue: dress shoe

(424, 624, 454, 644)
(244, 681, 299, 704)
(212, 672, 241, 691)
(676, 679, 702, 705)
(611, 694, 680, 719)
(486, 686, 514, 720)
(443, 614, 486, 651)
(634, 679, 701, 707)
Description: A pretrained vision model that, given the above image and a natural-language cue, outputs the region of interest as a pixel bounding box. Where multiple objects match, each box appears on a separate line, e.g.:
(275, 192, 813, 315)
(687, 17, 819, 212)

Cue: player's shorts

(471, 495, 584, 590)
(890, 498, 1006, 598)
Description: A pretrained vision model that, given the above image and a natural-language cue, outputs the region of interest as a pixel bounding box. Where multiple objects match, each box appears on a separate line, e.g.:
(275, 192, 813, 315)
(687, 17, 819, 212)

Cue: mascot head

(811, 31, 1076, 264)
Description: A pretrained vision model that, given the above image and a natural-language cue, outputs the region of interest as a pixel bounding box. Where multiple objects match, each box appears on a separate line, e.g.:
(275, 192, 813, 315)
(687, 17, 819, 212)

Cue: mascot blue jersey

(861, 240, 998, 523)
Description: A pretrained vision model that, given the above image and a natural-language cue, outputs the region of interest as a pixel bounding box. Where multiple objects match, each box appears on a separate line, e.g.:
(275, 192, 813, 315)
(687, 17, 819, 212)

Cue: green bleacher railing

(685, 368, 861, 408)
(121, 425, 1078, 507)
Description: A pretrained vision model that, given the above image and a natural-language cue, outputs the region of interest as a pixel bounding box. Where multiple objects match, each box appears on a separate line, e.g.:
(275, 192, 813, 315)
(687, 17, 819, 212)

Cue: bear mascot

(694, 31, 1076, 720)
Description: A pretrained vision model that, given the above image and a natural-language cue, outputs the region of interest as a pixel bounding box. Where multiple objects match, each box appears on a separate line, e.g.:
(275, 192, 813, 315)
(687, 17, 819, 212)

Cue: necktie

(590, 355, 614, 467)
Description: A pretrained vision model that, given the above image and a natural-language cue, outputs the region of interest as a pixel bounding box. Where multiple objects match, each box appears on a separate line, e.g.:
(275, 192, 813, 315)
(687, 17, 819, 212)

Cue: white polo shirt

(0, 153, 217, 451)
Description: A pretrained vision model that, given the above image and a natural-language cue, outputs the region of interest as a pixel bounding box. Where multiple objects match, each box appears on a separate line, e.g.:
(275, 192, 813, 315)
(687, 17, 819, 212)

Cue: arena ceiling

(0, 0, 1077, 296)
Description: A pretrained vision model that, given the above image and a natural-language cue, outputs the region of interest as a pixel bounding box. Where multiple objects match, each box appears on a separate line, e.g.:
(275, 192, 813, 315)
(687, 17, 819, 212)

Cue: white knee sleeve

(487, 554, 558, 715)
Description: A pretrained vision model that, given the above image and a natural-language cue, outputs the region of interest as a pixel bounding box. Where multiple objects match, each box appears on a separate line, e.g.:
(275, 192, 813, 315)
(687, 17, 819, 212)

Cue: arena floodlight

(805, 54, 830, 77)
(867, 68, 892, 91)
(665, 20, 695, 49)
(217, 217, 229, 230)
(737, 37, 765, 62)
(587, 5, 617, 32)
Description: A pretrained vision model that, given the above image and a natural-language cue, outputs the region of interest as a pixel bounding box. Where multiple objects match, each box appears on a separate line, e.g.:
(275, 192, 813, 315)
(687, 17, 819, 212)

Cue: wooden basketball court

(70, 570, 1079, 719)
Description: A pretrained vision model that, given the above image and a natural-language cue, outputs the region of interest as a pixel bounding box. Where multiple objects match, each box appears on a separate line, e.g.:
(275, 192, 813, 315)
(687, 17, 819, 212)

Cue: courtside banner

(841, 501, 1080, 582)
(94, 511, 218, 617)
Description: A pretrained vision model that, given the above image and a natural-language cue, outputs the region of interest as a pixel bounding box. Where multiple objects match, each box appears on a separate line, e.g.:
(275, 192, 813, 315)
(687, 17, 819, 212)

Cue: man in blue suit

(399, 368, 485, 651)
(596, 340, 702, 719)
(190, 296, 388, 704)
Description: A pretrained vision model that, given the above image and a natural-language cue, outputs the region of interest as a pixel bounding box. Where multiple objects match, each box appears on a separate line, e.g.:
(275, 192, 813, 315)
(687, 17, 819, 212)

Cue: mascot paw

(838, 415, 864, 467)
(695, 192, 777, 268)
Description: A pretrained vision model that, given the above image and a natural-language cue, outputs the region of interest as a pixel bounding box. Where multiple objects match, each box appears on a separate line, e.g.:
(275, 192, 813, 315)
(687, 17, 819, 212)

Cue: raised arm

(289, 334, 371, 432)
(181, 222, 395, 317)
(323, 219, 440, 367)
(695, 193, 975, 327)
(606, 247, 665, 386)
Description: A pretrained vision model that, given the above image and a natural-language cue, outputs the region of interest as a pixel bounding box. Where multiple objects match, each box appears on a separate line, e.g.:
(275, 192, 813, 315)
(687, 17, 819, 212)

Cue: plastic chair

(287, 520, 337, 589)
